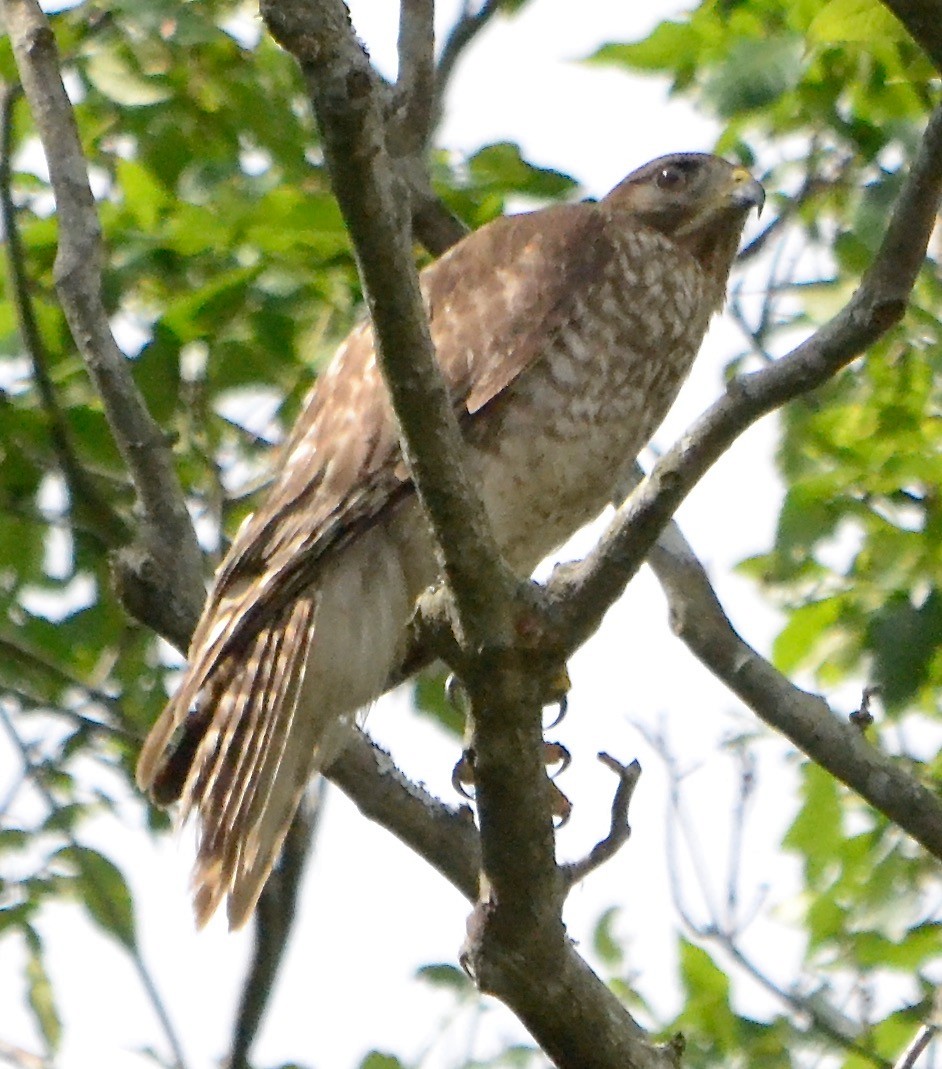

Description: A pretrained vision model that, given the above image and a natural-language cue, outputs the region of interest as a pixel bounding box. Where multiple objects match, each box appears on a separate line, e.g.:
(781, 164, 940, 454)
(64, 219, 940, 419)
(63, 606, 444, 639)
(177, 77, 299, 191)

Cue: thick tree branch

(326, 730, 481, 899)
(0, 81, 130, 549)
(647, 521, 942, 861)
(544, 102, 942, 660)
(260, 0, 519, 653)
(3, 0, 204, 650)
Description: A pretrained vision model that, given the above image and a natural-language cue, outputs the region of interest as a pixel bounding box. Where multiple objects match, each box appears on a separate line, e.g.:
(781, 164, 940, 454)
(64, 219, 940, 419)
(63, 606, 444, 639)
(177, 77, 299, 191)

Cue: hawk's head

(605, 152, 764, 281)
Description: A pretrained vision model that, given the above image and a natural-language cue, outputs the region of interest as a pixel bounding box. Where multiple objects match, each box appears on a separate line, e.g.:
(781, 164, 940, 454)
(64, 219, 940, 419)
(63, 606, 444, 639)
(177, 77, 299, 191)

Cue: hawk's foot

(451, 740, 572, 825)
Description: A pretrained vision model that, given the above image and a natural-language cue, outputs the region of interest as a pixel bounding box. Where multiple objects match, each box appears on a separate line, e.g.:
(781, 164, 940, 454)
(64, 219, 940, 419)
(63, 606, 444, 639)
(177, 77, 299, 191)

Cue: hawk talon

(545, 693, 569, 730)
(452, 749, 476, 800)
(544, 741, 571, 778)
(551, 782, 573, 827)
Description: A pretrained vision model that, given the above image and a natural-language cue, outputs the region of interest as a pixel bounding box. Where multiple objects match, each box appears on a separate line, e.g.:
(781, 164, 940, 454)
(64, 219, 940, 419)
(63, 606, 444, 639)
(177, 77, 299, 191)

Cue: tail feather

(138, 518, 421, 928)
(186, 598, 317, 928)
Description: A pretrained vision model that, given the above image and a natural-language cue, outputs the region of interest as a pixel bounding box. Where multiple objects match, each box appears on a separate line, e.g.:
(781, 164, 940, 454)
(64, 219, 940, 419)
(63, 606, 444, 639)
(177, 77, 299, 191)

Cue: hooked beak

(730, 166, 766, 216)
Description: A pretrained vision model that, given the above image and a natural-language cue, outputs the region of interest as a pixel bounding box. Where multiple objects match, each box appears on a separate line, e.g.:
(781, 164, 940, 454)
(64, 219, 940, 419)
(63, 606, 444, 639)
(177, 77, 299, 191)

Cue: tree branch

(3, 0, 204, 650)
(393, 0, 435, 155)
(561, 754, 641, 887)
(0, 80, 130, 550)
(647, 520, 942, 860)
(436, 0, 504, 105)
(258, 8, 675, 1067)
(230, 791, 322, 1069)
(326, 730, 481, 901)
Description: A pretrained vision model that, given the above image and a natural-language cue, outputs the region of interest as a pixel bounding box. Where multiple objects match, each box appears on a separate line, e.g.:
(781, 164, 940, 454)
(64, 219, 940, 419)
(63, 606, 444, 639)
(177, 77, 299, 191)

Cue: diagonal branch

(259, 7, 671, 1068)
(3, 0, 204, 650)
(647, 519, 942, 860)
(0, 80, 130, 549)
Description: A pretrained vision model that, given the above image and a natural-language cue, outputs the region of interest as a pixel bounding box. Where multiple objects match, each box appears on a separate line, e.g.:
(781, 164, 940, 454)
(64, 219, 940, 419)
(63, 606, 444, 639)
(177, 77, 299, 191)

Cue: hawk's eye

(656, 165, 688, 191)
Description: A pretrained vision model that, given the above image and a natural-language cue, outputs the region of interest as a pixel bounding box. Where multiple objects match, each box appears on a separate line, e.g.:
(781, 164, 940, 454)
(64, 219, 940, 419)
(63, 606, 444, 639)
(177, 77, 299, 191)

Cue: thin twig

(230, 787, 323, 1069)
(894, 989, 942, 1069)
(562, 755, 641, 886)
(436, 0, 504, 103)
(648, 725, 889, 1067)
(0, 703, 189, 1069)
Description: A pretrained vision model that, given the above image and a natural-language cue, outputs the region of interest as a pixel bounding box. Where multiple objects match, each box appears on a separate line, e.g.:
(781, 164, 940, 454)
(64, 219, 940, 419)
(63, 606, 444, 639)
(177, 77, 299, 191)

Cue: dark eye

(656, 165, 688, 190)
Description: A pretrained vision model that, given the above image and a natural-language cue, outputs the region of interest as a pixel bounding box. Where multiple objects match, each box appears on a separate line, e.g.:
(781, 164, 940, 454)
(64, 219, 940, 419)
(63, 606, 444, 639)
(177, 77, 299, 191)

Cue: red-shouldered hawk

(137, 153, 764, 928)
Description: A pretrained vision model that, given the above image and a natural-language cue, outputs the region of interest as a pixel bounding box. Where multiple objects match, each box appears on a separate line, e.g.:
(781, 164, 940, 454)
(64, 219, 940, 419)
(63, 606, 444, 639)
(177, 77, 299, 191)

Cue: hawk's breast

(468, 226, 712, 573)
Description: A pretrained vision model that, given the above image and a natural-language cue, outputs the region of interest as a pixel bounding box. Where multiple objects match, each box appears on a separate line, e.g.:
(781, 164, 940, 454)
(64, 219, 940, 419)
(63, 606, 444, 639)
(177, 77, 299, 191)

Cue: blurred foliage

(1, 0, 941, 1066)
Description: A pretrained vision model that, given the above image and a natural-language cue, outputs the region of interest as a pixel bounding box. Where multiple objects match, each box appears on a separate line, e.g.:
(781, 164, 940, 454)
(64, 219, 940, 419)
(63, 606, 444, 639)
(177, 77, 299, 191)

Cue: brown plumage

(137, 152, 764, 928)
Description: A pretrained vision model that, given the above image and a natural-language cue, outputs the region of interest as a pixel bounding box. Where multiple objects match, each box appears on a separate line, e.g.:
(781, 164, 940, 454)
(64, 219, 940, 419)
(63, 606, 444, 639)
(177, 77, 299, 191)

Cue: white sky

(0, 3, 813, 1068)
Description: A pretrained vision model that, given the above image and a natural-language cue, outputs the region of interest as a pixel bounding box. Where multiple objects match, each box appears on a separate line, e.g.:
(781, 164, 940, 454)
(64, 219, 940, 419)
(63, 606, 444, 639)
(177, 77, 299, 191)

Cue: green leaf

(358, 1054, 405, 1069)
(467, 142, 577, 201)
(866, 589, 942, 709)
(592, 906, 624, 968)
(415, 962, 472, 993)
(772, 597, 843, 674)
(24, 926, 62, 1054)
(703, 36, 804, 116)
(783, 763, 842, 884)
(412, 668, 463, 737)
(85, 49, 173, 106)
(54, 846, 137, 949)
(677, 938, 737, 1052)
(587, 23, 700, 73)
(809, 0, 906, 43)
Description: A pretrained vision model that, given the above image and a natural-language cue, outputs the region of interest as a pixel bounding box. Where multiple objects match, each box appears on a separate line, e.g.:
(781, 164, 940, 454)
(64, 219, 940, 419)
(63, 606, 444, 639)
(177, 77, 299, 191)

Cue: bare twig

(893, 991, 941, 1069)
(648, 726, 889, 1066)
(436, 0, 504, 103)
(724, 748, 755, 928)
(562, 755, 641, 886)
(3, 0, 204, 650)
(0, 703, 188, 1069)
(230, 789, 323, 1069)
